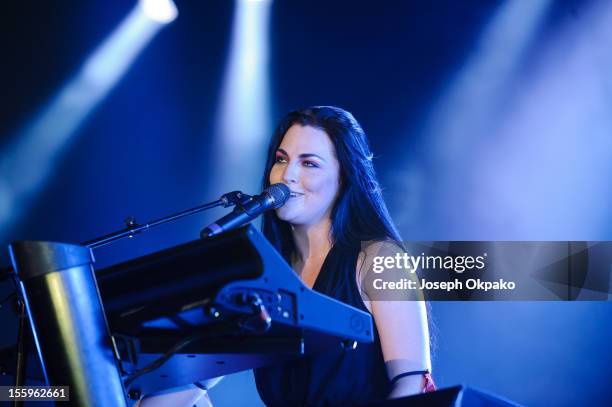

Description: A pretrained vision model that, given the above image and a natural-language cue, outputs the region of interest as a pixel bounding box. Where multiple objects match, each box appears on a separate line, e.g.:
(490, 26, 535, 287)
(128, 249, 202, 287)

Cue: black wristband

(390, 370, 430, 386)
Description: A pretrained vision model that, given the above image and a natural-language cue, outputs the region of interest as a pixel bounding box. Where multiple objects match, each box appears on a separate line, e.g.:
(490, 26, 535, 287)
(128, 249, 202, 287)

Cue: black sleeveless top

(254, 243, 391, 406)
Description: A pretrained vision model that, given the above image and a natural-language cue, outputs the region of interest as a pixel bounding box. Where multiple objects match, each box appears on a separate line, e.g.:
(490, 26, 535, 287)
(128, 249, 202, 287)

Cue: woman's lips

(289, 191, 304, 198)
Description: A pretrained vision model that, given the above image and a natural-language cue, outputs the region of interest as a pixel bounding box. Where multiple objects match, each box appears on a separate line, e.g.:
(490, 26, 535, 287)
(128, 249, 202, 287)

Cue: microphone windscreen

(266, 183, 290, 208)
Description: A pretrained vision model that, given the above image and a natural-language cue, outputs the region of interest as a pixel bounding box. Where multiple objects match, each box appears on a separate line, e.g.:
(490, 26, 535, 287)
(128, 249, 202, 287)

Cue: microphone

(200, 183, 290, 238)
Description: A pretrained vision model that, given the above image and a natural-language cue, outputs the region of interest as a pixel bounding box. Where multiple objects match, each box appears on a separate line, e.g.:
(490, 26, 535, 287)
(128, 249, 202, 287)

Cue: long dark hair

(261, 106, 401, 259)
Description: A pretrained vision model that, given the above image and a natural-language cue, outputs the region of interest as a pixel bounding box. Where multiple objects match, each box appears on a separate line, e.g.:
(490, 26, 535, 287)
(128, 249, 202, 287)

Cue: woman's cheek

(269, 166, 280, 184)
(302, 174, 322, 192)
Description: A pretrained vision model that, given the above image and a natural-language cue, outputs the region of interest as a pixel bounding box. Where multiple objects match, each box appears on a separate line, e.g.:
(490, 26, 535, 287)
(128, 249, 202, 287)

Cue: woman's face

(269, 124, 341, 227)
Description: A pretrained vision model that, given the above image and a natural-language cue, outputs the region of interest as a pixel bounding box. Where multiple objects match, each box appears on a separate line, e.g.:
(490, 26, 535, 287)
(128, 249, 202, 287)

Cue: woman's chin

(275, 208, 295, 222)
(276, 210, 309, 226)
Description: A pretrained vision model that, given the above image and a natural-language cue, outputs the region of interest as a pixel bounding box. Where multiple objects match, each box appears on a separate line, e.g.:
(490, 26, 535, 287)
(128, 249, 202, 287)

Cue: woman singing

(254, 106, 434, 406)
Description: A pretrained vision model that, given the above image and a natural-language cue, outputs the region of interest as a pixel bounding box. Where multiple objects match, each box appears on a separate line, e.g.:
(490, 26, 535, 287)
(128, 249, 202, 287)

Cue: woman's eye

(303, 160, 319, 168)
(275, 156, 287, 163)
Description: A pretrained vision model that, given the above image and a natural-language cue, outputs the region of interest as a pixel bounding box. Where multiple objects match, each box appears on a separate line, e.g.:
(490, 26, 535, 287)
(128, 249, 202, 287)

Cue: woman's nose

(282, 163, 299, 184)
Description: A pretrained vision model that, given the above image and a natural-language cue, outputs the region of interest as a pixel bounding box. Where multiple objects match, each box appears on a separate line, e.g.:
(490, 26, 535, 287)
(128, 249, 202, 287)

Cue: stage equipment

(6, 224, 372, 404)
(362, 385, 521, 407)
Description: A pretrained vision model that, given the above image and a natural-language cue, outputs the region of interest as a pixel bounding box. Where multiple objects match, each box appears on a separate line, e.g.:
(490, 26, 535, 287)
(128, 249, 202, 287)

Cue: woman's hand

(136, 387, 206, 407)
(135, 376, 223, 407)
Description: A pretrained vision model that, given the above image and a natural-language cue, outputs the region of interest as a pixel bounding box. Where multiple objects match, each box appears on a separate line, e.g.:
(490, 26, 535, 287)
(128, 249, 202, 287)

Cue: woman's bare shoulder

(360, 239, 404, 259)
(356, 239, 405, 292)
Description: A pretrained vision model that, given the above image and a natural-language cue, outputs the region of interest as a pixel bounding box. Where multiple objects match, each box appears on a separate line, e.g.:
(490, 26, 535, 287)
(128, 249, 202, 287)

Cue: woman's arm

(370, 299, 431, 397)
(358, 242, 432, 398)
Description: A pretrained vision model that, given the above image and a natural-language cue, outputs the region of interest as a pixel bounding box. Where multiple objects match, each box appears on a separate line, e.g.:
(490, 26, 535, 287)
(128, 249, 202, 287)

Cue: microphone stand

(83, 190, 251, 249)
(3, 190, 252, 401)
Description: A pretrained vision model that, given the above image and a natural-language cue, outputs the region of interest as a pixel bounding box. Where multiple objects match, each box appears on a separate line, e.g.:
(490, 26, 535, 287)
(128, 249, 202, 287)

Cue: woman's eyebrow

(277, 148, 327, 162)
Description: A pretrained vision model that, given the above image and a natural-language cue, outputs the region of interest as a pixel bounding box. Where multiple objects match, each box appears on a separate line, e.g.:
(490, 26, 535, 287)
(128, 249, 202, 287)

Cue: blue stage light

(0, 3, 177, 241)
(206, 0, 273, 203)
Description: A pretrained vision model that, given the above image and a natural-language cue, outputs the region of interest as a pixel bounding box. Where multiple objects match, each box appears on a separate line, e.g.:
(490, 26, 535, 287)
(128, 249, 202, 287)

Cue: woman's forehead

(279, 124, 335, 157)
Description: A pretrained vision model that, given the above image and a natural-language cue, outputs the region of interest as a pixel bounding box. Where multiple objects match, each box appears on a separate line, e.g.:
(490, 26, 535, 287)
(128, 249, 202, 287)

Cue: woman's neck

(291, 218, 333, 263)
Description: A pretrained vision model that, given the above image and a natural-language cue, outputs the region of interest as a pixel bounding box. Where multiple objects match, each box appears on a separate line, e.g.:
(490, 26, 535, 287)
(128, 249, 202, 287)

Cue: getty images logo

(372, 252, 488, 274)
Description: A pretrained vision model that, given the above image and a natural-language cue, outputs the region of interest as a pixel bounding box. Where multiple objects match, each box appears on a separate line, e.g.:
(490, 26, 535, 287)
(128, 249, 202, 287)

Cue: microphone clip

(220, 191, 253, 208)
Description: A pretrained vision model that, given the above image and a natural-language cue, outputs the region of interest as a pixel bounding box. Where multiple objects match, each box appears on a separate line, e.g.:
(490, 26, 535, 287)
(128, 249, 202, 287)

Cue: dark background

(1, 1, 611, 406)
